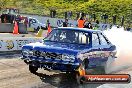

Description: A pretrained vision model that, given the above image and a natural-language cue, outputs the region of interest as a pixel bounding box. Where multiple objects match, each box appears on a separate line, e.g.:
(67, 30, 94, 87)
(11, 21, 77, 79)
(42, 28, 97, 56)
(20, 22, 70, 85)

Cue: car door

(98, 32, 115, 62)
(88, 32, 102, 68)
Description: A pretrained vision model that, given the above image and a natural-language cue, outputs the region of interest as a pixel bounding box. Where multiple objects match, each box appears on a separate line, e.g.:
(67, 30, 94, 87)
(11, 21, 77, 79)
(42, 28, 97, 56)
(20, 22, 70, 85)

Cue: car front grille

(33, 50, 41, 57)
(33, 50, 62, 59)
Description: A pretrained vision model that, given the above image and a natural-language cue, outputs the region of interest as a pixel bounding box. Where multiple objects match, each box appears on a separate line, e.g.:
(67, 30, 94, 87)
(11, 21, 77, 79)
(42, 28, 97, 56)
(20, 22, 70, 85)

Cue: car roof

(56, 27, 101, 33)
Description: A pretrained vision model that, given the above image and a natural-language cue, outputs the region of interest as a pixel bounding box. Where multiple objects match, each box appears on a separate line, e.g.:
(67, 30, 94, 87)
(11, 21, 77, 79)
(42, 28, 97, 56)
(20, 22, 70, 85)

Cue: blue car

(21, 27, 116, 76)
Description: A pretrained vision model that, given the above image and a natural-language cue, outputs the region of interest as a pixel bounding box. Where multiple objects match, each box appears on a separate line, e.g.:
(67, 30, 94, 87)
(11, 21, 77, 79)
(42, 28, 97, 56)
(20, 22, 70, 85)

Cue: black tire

(29, 65, 38, 74)
(76, 72, 85, 84)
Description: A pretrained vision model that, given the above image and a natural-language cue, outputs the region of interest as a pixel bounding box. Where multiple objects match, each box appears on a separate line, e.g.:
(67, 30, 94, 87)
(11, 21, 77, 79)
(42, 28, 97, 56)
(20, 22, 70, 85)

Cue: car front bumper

(21, 56, 80, 72)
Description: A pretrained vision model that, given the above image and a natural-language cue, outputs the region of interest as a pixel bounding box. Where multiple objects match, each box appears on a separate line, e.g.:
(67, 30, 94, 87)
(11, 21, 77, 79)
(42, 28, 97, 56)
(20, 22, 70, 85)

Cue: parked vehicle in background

(0, 8, 27, 34)
(0, 8, 19, 23)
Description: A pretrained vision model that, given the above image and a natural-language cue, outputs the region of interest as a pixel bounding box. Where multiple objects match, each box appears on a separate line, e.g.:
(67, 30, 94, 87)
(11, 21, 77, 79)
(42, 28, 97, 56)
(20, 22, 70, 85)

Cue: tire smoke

(103, 26, 132, 73)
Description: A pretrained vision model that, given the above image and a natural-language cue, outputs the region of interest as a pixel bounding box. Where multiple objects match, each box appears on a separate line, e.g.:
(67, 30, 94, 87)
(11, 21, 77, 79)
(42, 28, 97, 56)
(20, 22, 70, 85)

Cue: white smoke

(103, 26, 132, 73)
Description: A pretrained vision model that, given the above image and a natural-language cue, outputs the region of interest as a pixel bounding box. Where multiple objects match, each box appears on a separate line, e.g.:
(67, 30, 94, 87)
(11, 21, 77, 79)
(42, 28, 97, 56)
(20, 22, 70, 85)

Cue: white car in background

(28, 17, 46, 31)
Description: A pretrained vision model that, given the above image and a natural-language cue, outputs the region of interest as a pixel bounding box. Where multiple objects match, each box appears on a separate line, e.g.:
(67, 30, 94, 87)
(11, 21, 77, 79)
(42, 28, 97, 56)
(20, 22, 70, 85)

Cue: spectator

(83, 23, 89, 28)
(96, 19, 99, 24)
(1, 14, 6, 23)
(15, 15, 21, 24)
(23, 18, 28, 28)
(89, 23, 93, 29)
(78, 17, 85, 28)
(84, 21, 93, 29)
(94, 19, 100, 30)
(63, 18, 68, 27)
(46, 19, 50, 29)
(28, 18, 32, 27)
(9, 14, 15, 23)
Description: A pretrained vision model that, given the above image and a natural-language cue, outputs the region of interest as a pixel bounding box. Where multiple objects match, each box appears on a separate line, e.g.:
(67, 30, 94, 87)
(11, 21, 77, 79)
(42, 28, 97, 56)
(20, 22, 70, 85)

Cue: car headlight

(62, 54, 75, 61)
(29, 51, 33, 56)
(22, 49, 29, 56)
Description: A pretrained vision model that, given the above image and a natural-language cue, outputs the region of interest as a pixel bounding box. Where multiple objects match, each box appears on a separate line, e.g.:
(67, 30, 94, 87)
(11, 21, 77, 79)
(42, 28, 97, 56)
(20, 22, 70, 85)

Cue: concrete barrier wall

(19, 23, 28, 34)
(0, 23, 27, 34)
(0, 37, 43, 51)
(0, 23, 14, 33)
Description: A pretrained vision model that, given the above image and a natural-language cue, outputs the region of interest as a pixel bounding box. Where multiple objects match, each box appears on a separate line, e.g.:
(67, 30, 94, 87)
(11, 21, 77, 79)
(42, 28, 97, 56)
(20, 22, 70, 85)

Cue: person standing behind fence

(93, 19, 99, 30)
(15, 15, 21, 24)
(78, 17, 85, 28)
(46, 19, 51, 34)
(83, 21, 93, 29)
(63, 18, 68, 27)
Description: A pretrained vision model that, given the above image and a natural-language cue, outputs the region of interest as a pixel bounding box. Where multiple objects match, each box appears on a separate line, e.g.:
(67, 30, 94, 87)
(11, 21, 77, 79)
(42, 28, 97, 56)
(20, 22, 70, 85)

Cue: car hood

(23, 41, 90, 55)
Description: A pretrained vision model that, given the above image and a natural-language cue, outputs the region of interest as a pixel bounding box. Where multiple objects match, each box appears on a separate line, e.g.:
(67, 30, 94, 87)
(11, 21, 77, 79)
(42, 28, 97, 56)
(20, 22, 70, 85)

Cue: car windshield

(44, 29, 90, 45)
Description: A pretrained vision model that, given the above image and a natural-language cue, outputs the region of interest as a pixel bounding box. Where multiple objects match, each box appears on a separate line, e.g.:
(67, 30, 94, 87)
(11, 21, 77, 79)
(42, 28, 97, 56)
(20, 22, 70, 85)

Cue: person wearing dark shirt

(63, 19, 68, 27)
(1, 14, 6, 23)
(96, 19, 99, 24)
(15, 15, 21, 23)
(83, 22, 89, 28)
(84, 21, 93, 29)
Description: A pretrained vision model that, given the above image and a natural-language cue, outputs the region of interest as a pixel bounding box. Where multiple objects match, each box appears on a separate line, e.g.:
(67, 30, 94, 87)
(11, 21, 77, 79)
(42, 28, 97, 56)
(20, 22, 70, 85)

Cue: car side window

(46, 29, 59, 41)
(92, 33, 100, 46)
(98, 33, 108, 45)
(78, 32, 89, 44)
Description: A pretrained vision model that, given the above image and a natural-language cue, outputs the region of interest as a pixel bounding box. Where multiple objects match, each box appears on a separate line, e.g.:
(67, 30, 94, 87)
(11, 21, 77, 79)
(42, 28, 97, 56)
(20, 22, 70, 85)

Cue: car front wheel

(29, 65, 38, 74)
(76, 59, 89, 84)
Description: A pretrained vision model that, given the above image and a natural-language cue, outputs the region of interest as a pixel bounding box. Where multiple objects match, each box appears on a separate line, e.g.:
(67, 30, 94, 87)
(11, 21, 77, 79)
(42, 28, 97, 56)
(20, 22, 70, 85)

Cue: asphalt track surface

(0, 53, 101, 88)
(0, 53, 132, 88)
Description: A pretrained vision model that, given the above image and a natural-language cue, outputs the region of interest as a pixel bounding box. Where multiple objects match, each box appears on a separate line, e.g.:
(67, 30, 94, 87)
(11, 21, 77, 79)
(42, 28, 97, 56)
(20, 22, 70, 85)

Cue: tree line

(0, 0, 132, 26)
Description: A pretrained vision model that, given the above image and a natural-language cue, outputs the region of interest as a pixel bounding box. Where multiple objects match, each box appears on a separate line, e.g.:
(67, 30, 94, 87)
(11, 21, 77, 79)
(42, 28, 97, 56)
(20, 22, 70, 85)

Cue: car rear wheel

(76, 72, 85, 84)
(29, 65, 38, 74)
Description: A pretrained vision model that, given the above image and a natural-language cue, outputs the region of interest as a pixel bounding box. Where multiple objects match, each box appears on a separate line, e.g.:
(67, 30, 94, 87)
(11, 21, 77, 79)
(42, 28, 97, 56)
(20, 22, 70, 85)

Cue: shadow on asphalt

(35, 72, 103, 88)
